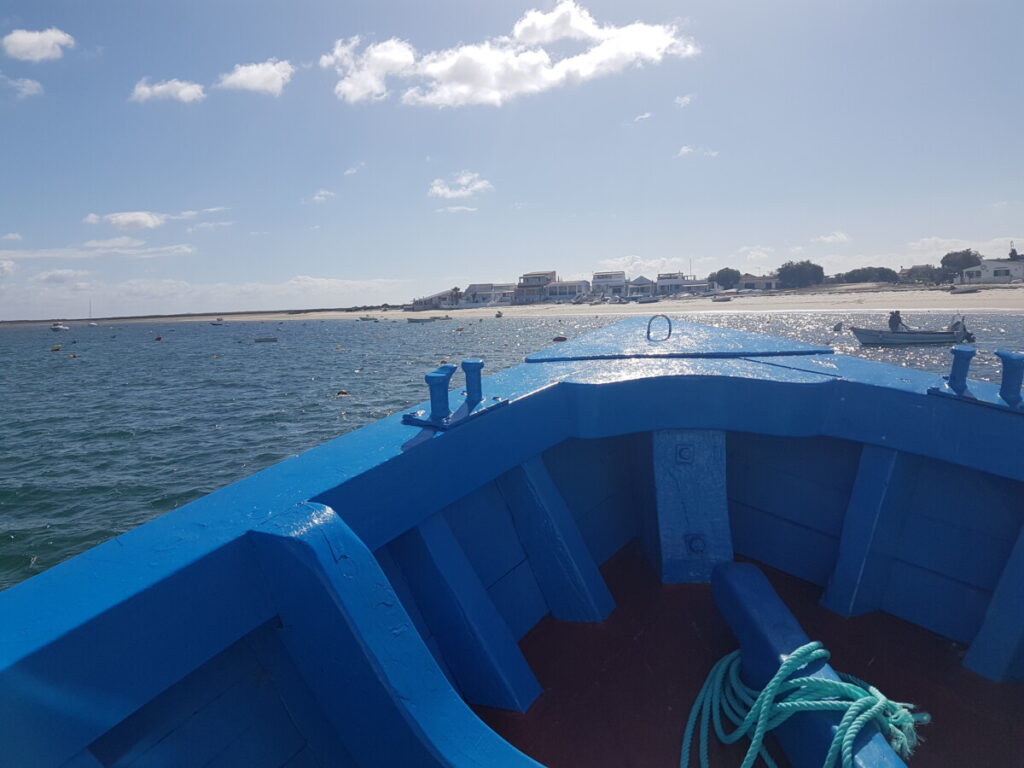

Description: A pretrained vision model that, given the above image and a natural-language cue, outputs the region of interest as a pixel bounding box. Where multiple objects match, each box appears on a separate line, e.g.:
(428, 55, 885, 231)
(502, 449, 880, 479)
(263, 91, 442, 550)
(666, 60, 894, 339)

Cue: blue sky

(1, 1, 1021, 320)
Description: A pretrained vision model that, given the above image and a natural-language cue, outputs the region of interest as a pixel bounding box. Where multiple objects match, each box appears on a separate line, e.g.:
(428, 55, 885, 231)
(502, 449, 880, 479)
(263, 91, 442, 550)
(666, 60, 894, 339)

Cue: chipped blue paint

(0, 318, 1021, 767)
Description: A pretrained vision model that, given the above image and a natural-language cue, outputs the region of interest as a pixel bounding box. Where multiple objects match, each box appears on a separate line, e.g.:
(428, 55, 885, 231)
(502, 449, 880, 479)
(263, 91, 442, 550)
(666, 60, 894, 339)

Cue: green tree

(940, 249, 981, 276)
(837, 266, 899, 284)
(776, 260, 825, 289)
(708, 267, 740, 289)
(901, 265, 943, 284)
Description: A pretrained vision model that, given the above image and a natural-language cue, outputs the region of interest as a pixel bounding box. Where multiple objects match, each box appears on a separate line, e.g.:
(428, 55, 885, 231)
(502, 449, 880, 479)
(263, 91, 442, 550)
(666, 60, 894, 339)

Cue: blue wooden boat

(2, 317, 1022, 767)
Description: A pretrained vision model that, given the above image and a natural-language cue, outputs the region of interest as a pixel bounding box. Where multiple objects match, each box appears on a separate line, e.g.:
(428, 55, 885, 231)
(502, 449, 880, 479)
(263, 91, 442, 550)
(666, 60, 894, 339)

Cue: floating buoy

(155, 336, 162, 341)
(456, 327, 464, 332)
(68, 354, 77, 358)
(552, 336, 568, 342)
(335, 345, 342, 350)
(51, 345, 62, 352)
(336, 389, 349, 396)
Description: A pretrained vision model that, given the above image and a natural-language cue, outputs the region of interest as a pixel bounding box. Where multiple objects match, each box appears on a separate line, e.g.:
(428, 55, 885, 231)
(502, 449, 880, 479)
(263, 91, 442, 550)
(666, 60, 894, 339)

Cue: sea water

(1, 310, 1021, 590)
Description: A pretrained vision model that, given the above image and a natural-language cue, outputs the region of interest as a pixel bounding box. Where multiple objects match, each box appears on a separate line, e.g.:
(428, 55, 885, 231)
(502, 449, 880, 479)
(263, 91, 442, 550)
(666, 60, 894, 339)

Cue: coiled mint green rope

(679, 641, 930, 768)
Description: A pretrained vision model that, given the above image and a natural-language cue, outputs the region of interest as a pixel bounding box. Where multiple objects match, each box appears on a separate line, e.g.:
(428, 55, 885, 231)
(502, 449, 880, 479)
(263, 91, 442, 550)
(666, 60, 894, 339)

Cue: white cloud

(101, 211, 168, 230)
(0, 243, 194, 260)
(180, 207, 229, 217)
(634, 111, 651, 122)
(674, 94, 693, 107)
(2, 232, 23, 241)
(428, 171, 494, 199)
(906, 236, 1021, 262)
(598, 254, 691, 277)
(130, 78, 206, 103)
(736, 245, 774, 261)
(187, 221, 233, 232)
(321, 1, 698, 107)
(0, 72, 43, 98)
(84, 237, 145, 248)
(344, 162, 365, 176)
(2, 274, 417, 320)
(0, 259, 15, 277)
(31, 269, 89, 284)
(676, 145, 717, 158)
(812, 231, 850, 244)
(436, 206, 478, 214)
(84, 208, 226, 230)
(217, 59, 295, 96)
(2, 28, 75, 62)
(320, 37, 416, 102)
(306, 189, 335, 204)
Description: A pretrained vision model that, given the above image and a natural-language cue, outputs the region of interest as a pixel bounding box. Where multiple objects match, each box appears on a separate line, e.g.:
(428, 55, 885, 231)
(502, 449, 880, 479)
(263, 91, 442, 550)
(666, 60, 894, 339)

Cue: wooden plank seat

(712, 562, 907, 768)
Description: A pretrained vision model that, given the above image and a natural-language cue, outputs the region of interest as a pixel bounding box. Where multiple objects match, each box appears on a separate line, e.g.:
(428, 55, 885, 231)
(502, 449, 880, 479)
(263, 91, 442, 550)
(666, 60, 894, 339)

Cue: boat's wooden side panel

(542, 434, 653, 566)
(90, 624, 336, 768)
(726, 433, 861, 585)
(495, 457, 615, 621)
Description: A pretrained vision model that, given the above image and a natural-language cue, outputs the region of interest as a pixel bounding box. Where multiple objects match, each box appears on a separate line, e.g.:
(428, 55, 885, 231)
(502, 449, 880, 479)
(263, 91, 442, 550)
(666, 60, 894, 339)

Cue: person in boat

(887, 311, 908, 332)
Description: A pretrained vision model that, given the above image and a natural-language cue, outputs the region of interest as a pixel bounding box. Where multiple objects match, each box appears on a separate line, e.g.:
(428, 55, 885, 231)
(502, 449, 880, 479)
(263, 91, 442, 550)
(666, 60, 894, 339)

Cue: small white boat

(711, 296, 732, 303)
(950, 287, 979, 294)
(210, 318, 226, 326)
(50, 322, 70, 331)
(87, 322, 98, 327)
(358, 316, 375, 321)
(495, 311, 503, 318)
(850, 318, 975, 346)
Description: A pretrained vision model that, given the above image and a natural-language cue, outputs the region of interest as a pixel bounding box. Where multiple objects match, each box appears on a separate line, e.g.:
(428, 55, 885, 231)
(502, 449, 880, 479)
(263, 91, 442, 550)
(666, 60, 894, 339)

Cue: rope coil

(680, 641, 930, 768)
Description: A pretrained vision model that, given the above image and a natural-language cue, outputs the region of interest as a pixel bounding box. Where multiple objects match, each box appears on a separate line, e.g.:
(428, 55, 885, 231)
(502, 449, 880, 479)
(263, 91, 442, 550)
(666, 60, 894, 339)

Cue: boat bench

(712, 563, 907, 768)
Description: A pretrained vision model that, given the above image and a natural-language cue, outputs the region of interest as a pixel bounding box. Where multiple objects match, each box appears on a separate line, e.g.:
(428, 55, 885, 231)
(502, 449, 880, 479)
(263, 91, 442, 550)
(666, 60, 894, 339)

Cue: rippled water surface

(2, 310, 1021, 589)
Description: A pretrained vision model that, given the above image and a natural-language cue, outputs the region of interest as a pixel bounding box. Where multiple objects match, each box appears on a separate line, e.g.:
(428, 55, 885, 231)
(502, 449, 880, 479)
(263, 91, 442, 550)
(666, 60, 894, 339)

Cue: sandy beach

(6, 283, 1023, 327)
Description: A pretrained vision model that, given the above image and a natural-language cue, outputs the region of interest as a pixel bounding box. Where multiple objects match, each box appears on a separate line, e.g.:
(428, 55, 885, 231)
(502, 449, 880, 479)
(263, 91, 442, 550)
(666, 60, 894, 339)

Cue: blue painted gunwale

(1, 317, 1021, 767)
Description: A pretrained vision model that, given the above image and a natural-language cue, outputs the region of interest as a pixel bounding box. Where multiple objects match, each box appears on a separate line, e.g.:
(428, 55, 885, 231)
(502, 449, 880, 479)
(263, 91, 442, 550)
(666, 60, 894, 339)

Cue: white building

(627, 275, 655, 297)
(546, 280, 591, 301)
(656, 273, 708, 295)
(514, 271, 557, 304)
(961, 259, 1024, 284)
(737, 274, 779, 291)
(411, 288, 459, 311)
(591, 271, 627, 296)
(462, 283, 515, 305)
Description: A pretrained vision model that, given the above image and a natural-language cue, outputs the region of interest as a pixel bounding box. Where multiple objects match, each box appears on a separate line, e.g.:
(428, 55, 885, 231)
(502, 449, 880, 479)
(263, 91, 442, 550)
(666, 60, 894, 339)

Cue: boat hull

(2, 318, 1021, 767)
(850, 327, 969, 345)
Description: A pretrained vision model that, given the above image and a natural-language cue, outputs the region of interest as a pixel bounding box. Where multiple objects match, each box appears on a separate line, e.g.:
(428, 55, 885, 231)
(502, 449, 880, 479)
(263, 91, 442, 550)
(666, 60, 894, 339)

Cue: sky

(1, 0, 1021, 320)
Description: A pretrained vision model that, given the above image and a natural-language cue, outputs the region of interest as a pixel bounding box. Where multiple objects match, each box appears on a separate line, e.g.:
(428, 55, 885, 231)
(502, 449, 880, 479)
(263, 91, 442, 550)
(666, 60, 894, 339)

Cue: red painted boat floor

(474, 542, 1024, 768)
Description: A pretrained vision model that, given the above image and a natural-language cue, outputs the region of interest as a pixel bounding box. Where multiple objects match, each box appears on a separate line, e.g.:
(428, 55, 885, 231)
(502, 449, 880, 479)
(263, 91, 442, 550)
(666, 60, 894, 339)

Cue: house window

(965, 271, 981, 278)
(994, 269, 1010, 276)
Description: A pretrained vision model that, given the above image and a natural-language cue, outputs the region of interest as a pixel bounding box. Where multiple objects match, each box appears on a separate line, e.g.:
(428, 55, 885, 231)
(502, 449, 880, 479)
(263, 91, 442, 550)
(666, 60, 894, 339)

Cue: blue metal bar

(995, 349, 1024, 407)
(947, 345, 975, 395)
(426, 364, 457, 421)
(461, 358, 484, 407)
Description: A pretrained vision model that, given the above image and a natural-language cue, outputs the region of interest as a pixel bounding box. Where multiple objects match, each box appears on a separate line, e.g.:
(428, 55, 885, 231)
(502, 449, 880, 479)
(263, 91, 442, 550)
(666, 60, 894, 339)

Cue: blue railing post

(994, 350, 1024, 407)
(462, 358, 484, 408)
(947, 345, 975, 395)
(425, 364, 457, 422)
